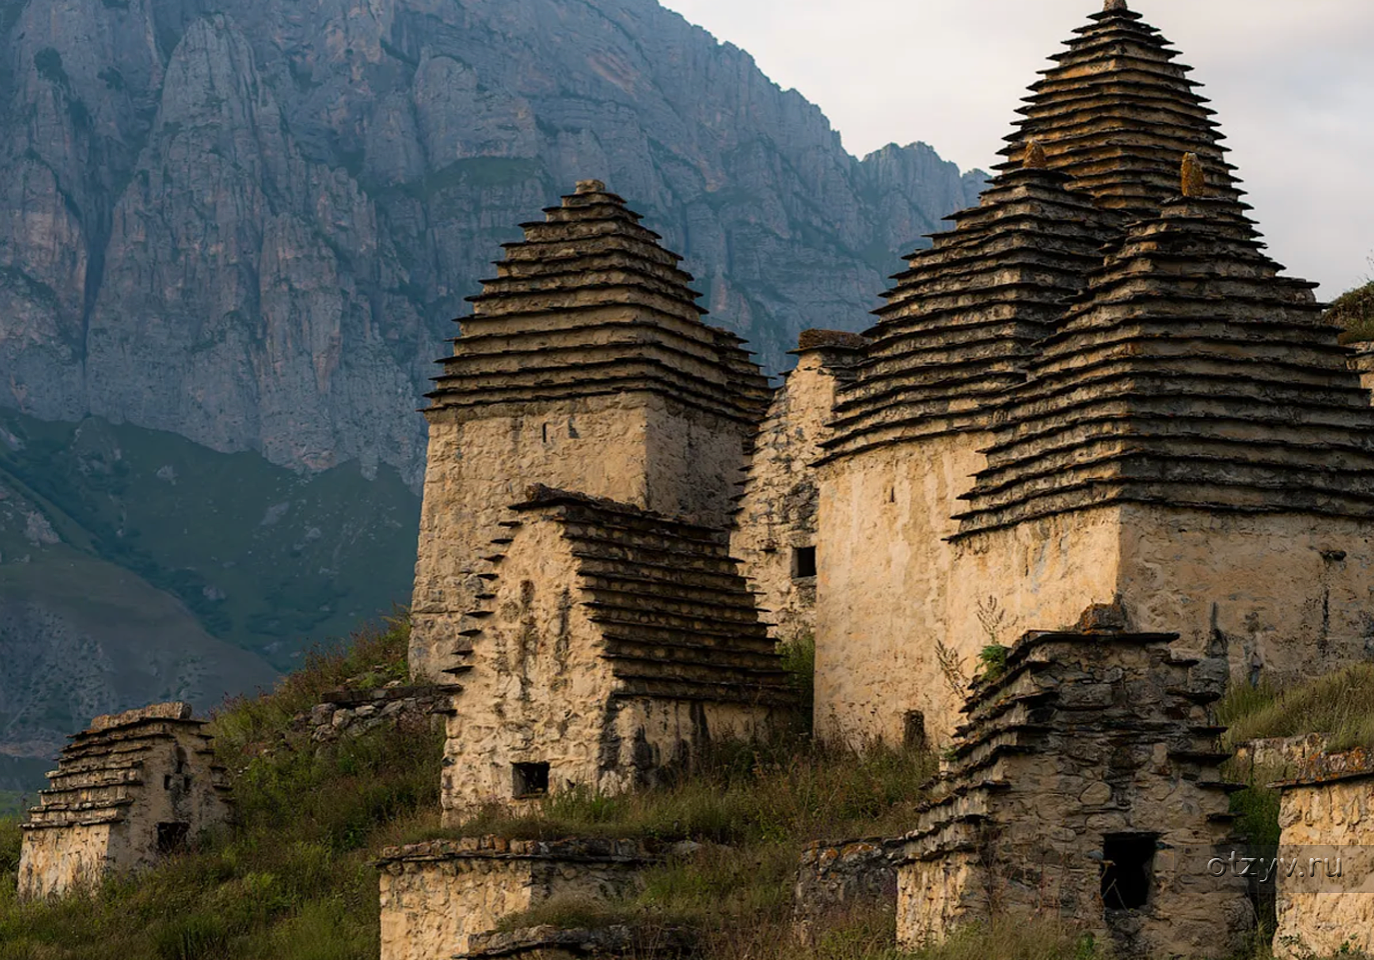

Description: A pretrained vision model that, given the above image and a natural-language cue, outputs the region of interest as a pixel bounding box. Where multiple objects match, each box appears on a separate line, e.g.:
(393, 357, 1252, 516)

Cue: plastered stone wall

(950, 505, 1374, 697)
(18, 704, 232, 899)
(412, 391, 751, 682)
(441, 500, 787, 822)
(1114, 505, 1374, 685)
(16, 823, 118, 899)
(733, 341, 859, 645)
(813, 435, 987, 748)
(376, 838, 657, 960)
(1275, 766, 1374, 959)
(412, 396, 653, 683)
(441, 514, 616, 820)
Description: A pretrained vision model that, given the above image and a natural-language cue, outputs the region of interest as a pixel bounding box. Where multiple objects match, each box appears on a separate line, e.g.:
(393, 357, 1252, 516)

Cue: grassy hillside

(0, 409, 420, 669)
(10, 618, 1365, 959)
(0, 617, 1106, 960)
(1331, 279, 1374, 344)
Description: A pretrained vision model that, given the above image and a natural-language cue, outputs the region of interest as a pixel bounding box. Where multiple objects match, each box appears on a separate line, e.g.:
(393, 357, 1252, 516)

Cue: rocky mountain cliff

(0, 0, 982, 487)
(0, 0, 982, 785)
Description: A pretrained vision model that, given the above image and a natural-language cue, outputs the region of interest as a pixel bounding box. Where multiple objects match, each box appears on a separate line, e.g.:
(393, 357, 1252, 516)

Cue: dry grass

(1218, 665, 1374, 753)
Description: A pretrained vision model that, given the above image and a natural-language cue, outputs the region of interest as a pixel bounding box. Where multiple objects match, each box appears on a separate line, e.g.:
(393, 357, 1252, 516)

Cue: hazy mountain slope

(0, 0, 983, 786)
(0, 409, 420, 782)
(0, 0, 983, 486)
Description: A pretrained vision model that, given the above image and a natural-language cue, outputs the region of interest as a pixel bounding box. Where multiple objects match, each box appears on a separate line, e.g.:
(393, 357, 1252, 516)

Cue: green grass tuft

(1332, 280, 1374, 344)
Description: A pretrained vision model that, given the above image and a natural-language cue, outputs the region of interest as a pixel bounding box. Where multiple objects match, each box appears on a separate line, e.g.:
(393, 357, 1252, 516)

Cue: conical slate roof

(822, 164, 1115, 460)
(426, 180, 771, 426)
(996, 0, 1244, 217)
(954, 189, 1374, 537)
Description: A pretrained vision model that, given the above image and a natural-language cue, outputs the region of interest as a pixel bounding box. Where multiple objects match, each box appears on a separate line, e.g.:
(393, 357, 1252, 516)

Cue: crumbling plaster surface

(440, 508, 781, 822)
(733, 348, 847, 645)
(1275, 773, 1374, 959)
(412, 391, 749, 683)
(17, 823, 120, 900)
(441, 513, 614, 821)
(411, 396, 654, 683)
(1113, 505, 1374, 684)
(814, 435, 988, 748)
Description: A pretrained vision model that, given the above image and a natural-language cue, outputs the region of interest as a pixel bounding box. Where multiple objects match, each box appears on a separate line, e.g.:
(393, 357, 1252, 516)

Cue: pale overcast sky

(658, 0, 1373, 299)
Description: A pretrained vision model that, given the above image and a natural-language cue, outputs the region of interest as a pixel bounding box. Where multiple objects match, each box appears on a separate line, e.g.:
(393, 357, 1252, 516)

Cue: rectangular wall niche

(791, 546, 817, 580)
(1101, 833, 1157, 910)
(512, 763, 550, 798)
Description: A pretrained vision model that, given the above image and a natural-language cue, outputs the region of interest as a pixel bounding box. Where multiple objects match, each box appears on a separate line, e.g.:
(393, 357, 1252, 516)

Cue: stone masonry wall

(792, 838, 900, 943)
(814, 435, 991, 748)
(732, 334, 865, 647)
(899, 633, 1253, 959)
(411, 395, 654, 683)
(18, 703, 232, 898)
(1274, 758, 1374, 959)
(440, 510, 616, 820)
(376, 838, 658, 960)
(412, 389, 755, 683)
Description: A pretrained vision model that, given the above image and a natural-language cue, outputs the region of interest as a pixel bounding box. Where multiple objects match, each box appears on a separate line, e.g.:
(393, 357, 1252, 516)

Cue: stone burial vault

(17, 702, 232, 899)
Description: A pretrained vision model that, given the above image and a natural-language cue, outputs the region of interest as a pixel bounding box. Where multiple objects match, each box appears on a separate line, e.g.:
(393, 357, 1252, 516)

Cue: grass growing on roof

(1218, 664, 1374, 753)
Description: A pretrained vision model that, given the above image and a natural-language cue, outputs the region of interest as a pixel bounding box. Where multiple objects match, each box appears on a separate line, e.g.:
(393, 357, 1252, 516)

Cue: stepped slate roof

(996, 0, 1244, 216)
(954, 190, 1374, 536)
(427, 180, 771, 426)
(22, 710, 229, 832)
(825, 166, 1115, 458)
(456, 486, 793, 707)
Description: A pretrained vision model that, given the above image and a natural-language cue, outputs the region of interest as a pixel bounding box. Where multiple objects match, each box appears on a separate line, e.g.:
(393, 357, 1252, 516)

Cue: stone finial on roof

(1023, 140, 1048, 169)
(795, 329, 871, 352)
(1103, 0, 1128, 11)
(575, 179, 607, 194)
(89, 701, 194, 732)
(1181, 152, 1206, 197)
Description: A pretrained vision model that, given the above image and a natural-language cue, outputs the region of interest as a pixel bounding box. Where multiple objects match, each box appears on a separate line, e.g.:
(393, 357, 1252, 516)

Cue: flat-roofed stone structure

(1273, 751, 1374, 958)
(441, 486, 792, 819)
(17, 702, 232, 899)
(898, 628, 1252, 958)
(376, 837, 660, 960)
(732, 330, 867, 647)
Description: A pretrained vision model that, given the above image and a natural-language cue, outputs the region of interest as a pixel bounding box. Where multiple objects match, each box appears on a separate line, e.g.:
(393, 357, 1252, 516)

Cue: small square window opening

(1101, 833, 1156, 910)
(792, 546, 817, 580)
(513, 762, 550, 798)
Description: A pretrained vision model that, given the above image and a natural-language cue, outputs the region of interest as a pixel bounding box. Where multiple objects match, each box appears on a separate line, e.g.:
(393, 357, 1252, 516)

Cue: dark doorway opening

(157, 821, 190, 855)
(903, 710, 928, 752)
(513, 762, 550, 798)
(1102, 833, 1156, 910)
(792, 546, 817, 579)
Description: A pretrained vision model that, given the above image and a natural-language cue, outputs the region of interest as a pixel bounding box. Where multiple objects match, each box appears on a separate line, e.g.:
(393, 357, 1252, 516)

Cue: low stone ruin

(898, 630, 1253, 958)
(461, 925, 694, 960)
(792, 837, 901, 943)
(376, 837, 661, 960)
(300, 681, 460, 744)
(1273, 750, 1374, 958)
(17, 702, 232, 898)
